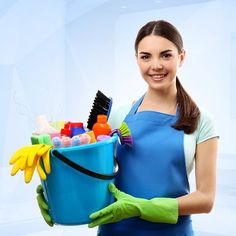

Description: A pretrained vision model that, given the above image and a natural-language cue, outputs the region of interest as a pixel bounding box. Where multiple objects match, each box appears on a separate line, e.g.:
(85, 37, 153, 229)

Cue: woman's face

(136, 35, 185, 92)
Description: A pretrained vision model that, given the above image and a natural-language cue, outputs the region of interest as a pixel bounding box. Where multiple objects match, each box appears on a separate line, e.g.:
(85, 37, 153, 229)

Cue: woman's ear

(179, 50, 186, 67)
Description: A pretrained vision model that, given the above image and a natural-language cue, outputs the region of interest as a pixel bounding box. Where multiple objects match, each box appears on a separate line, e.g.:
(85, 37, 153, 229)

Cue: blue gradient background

(0, 0, 235, 235)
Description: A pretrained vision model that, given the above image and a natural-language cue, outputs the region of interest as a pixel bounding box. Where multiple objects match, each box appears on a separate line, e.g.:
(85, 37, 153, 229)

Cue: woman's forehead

(137, 35, 177, 52)
(138, 35, 177, 51)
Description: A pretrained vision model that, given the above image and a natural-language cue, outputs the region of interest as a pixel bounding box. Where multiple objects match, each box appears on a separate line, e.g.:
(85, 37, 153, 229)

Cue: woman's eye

(162, 53, 172, 59)
(140, 55, 150, 60)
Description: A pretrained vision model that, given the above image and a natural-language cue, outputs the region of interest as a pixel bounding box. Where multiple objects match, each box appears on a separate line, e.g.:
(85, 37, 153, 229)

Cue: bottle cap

(64, 122, 71, 129)
(70, 122, 83, 128)
(97, 115, 107, 123)
(60, 128, 71, 137)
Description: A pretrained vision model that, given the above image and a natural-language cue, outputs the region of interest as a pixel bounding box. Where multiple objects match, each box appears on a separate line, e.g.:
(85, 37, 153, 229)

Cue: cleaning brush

(87, 90, 113, 130)
(110, 122, 133, 146)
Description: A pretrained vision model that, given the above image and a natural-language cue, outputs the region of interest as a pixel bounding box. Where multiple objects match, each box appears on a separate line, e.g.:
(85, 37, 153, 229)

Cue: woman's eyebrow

(139, 51, 151, 55)
(160, 49, 173, 54)
(139, 49, 173, 55)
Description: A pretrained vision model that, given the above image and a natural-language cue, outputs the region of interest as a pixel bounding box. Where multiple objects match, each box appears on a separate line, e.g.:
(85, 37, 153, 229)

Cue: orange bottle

(92, 115, 111, 139)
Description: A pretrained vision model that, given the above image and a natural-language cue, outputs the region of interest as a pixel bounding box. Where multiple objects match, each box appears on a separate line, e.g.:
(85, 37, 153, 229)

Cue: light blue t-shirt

(108, 104, 219, 175)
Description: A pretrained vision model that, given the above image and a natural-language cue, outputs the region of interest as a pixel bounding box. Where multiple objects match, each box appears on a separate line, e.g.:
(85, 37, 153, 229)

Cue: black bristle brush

(87, 90, 113, 130)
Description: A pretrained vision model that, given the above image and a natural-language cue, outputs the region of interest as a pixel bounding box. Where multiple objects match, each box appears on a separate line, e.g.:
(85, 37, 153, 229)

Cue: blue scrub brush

(87, 90, 113, 130)
(110, 122, 133, 146)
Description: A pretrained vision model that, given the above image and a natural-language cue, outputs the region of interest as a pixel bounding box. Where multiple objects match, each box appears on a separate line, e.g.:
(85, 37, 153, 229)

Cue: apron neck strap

(128, 94, 145, 115)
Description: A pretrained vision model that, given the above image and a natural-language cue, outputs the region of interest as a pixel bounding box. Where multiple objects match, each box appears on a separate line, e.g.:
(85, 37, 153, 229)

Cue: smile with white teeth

(150, 73, 167, 80)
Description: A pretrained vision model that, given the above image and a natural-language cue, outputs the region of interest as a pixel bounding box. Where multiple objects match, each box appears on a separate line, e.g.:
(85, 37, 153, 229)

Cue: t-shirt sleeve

(196, 110, 219, 144)
(108, 104, 131, 129)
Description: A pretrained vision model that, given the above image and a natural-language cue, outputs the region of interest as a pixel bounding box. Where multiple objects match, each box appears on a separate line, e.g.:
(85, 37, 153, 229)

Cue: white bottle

(32, 115, 60, 138)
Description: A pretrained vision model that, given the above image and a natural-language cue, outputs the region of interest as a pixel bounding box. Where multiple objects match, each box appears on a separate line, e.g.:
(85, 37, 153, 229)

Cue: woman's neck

(138, 86, 178, 115)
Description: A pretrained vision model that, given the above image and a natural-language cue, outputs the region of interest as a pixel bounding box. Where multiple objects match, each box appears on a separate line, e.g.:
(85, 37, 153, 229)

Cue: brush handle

(110, 129, 123, 144)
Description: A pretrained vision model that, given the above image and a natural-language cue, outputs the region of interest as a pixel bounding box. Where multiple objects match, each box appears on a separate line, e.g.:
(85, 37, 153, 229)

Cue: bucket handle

(52, 150, 119, 180)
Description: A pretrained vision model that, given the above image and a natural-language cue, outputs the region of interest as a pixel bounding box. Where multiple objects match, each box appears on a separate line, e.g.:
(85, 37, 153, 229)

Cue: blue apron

(98, 95, 194, 236)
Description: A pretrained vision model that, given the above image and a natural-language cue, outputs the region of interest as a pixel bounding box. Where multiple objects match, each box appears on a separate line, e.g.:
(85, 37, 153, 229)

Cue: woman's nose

(151, 59, 163, 70)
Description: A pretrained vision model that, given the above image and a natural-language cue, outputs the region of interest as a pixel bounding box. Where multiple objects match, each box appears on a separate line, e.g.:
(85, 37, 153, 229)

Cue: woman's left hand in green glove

(88, 183, 178, 228)
(88, 183, 144, 228)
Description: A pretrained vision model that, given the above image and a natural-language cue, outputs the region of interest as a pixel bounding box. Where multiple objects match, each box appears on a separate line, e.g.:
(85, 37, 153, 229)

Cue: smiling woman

(135, 21, 199, 134)
(92, 20, 219, 236)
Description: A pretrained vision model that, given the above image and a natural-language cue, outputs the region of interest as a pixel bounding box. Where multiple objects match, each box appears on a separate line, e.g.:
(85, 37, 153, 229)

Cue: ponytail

(172, 77, 200, 134)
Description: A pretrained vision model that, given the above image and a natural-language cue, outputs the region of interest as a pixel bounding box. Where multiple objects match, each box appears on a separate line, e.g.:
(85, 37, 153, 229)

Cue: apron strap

(128, 94, 145, 115)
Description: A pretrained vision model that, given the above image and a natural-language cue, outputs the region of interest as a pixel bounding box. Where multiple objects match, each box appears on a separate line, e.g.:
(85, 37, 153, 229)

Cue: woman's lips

(149, 73, 168, 81)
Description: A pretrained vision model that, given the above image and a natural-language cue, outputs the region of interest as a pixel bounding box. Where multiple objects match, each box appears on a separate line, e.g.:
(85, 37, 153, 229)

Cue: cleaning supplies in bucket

(9, 90, 133, 226)
(9, 122, 132, 225)
(9, 120, 132, 184)
(43, 134, 119, 225)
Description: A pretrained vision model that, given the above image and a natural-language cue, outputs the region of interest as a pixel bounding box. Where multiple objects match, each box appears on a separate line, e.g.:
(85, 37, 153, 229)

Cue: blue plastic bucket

(42, 135, 119, 225)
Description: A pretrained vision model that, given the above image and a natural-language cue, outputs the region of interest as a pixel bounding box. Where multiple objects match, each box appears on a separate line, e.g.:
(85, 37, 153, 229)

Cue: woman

(88, 20, 219, 235)
(37, 20, 219, 235)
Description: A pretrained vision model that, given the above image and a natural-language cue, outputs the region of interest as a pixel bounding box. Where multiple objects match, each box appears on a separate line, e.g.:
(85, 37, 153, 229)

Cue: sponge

(31, 134, 52, 145)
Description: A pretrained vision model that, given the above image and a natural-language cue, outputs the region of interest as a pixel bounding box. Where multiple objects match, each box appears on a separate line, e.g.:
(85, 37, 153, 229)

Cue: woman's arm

(177, 137, 218, 215)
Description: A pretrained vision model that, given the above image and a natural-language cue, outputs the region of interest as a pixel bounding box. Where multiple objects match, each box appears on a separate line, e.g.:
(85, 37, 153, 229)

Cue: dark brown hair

(135, 20, 200, 134)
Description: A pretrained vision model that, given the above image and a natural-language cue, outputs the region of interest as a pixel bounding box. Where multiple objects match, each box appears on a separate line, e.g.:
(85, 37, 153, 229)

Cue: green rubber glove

(88, 183, 178, 228)
(36, 185, 54, 227)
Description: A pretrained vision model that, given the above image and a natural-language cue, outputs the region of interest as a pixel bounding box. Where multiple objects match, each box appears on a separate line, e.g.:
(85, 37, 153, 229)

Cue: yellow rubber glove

(88, 183, 178, 228)
(10, 144, 52, 183)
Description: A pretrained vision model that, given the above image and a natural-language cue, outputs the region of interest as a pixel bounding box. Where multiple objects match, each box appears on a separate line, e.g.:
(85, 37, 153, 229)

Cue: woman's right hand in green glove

(36, 185, 54, 227)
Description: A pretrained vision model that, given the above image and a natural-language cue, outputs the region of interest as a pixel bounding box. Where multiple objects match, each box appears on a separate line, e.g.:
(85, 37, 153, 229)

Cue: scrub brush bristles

(119, 122, 131, 137)
(87, 90, 113, 130)
(110, 122, 133, 146)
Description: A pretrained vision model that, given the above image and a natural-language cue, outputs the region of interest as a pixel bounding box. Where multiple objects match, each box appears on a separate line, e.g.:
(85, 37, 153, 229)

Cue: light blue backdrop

(0, 0, 235, 235)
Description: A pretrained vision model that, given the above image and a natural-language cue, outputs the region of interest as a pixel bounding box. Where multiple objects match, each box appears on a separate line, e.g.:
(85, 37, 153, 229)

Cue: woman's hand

(88, 183, 178, 228)
(36, 185, 54, 226)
